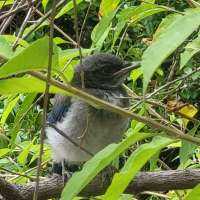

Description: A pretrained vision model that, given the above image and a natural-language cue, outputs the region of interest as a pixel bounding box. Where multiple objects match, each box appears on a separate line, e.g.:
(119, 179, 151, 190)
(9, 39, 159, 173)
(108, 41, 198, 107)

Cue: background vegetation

(0, 0, 200, 199)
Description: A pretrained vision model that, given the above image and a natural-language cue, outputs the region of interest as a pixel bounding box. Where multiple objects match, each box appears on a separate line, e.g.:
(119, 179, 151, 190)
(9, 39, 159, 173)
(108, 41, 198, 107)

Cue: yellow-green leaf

(0, 37, 59, 79)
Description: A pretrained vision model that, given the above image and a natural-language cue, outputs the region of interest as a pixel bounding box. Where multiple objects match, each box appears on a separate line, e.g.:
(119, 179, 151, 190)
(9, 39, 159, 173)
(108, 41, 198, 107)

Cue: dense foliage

(0, 0, 200, 199)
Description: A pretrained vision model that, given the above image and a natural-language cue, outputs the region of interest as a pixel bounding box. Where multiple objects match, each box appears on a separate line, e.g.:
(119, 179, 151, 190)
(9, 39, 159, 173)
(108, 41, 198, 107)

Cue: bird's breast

(46, 90, 130, 163)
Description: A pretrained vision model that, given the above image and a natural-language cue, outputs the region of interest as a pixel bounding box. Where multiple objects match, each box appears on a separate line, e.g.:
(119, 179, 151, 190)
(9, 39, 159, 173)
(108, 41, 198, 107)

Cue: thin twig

(132, 67, 200, 109)
(0, 0, 18, 31)
(22, 0, 66, 40)
(35, 8, 77, 46)
(72, 0, 82, 62)
(116, 25, 128, 56)
(0, 2, 31, 21)
(147, 67, 200, 99)
(0, 0, 24, 34)
(79, 0, 92, 43)
(72, 0, 85, 89)
(12, 6, 34, 49)
(186, 0, 200, 7)
(33, 1, 57, 199)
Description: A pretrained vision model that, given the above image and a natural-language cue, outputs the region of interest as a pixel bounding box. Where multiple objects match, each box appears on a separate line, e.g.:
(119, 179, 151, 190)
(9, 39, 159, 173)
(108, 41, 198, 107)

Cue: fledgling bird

(46, 53, 137, 173)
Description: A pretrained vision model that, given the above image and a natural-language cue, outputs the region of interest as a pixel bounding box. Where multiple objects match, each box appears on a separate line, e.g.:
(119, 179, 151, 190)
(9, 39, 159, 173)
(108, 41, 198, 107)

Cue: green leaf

(180, 34, 200, 69)
(0, 35, 28, 62)
(0, 36, 14, 60)
(112, 4, 167, 47)
(153, 14, 180, 41)
(179, 123, 200, 167)
(29, 144, 51, 165)
(142, 8, 200, 92)
(0, 0, 13, 8)
(99, 0, 120, 16)
(91, 11, 116, 49)
(59, 48, 92, 67)
(185, 184, 200, 200)
(112, 21, 126, 48)
(1, 35, 28, 47)
(130, 67, 143, 84)
(0, 148, 11, 157)
(0, 134, 9, 148)
(104, 136, 175, 200)
(42, 0, 48, 9)
(0, 95, 20, 126)
(0, 37, 59, 79)
(61, 132, 153, 200)
(11, 94, 37, 142)
(23, 21, 49, 37)
(55, 0, 83, 19)
(53, 37, 68, 45)
(141, 0, 155, 4)
(18, 142, 33, 165)
(0, 77, 65, 95)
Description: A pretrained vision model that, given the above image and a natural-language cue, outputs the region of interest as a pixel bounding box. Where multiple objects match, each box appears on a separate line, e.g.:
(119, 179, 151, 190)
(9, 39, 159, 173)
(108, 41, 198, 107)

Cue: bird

(46, 53, 138, 174)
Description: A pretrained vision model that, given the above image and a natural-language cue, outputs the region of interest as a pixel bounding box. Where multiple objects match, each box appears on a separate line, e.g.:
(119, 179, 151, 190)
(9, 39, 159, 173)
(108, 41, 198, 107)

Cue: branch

(34, 8, 77, 46)
(0, 1, 32, 21)
(147, 67, 200, 99)
(22, 0, 66, 40)
(1, 169, 200, 199)
(28, 71, 200, 145)
(33, 1, 57, 199)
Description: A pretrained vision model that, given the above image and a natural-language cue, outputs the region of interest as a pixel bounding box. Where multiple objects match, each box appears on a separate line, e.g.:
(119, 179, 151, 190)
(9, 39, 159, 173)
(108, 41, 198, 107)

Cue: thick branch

(1, 169, 200, 200)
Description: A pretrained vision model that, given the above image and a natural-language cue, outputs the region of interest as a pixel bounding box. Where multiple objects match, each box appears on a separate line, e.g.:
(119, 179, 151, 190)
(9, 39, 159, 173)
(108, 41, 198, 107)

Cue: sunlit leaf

(23, 21, 49, 37)
(0, 0, 13, 8)
(11, 93, 37, 142)
(112, 4, 167, 47)
(1, 35, 28, 47)
(61, 132, 153, 200)
(91, 11, 116, 49)
(18, 142, 33, 165)
(180, 34, 200, 69)
(0, 148, 11, 157)
(179, 123, 200, 167)
(0, 77, 65, 95)
(142, 0, 155, 4)
(0, 37, 59, 79)
(185, 184, 200, 200)
(130, 67, 142, 84)
(104, 136, 175, 199)
(0, 36, 14, 60)
(59, 48, 92, 67)
(0, 95, 20, 126)
(99, 0, 120, 16)
(55, 0, 83, 19)
(0, 134, 9, 148)
(53, 37, 68, 45)
(42, 0, 49, 9)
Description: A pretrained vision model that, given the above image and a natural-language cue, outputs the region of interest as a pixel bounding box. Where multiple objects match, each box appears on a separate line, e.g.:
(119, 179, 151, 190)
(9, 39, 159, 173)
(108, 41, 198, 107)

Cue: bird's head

(72, 53, 139, 89)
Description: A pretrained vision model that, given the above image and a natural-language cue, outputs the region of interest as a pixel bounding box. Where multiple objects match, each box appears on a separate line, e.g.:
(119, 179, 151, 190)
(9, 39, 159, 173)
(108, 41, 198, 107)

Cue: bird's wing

(47, 94, 71, 124)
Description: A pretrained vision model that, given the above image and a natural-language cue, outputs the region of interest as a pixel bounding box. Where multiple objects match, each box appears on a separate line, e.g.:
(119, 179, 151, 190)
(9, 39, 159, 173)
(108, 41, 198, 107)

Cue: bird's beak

(113, 61, 141, 77)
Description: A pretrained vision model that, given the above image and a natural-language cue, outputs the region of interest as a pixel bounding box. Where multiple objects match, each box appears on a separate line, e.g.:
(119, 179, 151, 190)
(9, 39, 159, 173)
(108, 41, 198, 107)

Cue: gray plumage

(46, 53, 131, 164)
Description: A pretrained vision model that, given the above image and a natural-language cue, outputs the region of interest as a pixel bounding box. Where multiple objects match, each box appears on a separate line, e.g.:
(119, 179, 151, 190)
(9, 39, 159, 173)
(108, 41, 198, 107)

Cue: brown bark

(1, 169, 200, 200)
